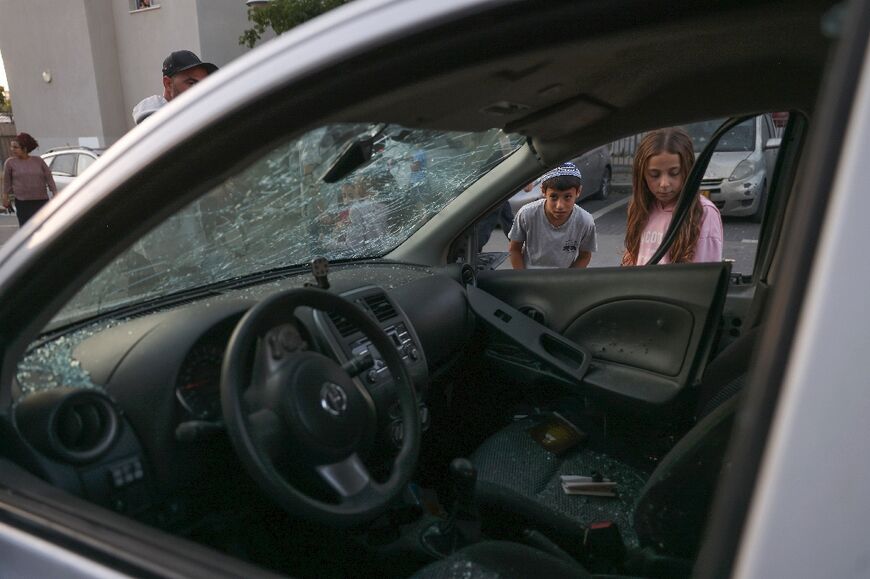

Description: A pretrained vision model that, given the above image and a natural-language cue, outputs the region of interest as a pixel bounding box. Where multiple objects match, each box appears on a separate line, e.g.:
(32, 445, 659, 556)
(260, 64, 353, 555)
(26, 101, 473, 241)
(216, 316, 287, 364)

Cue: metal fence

(608, 132, 647, 169)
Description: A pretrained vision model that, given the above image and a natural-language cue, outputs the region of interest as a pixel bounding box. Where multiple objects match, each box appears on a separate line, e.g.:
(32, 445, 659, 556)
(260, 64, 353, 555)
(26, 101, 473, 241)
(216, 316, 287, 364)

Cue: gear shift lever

(421, 458, 481, 556)
(445, 458, 479, 531)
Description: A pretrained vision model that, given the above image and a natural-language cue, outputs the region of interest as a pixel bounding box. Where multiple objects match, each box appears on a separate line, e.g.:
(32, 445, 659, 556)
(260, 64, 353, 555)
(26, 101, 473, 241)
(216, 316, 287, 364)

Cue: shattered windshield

(52, 124, 522, 328)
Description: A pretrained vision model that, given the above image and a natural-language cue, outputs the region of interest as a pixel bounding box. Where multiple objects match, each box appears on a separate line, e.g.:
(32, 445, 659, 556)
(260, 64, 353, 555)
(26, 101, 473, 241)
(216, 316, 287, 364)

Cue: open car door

(472, 261, 729, 412)
(465, 118, 776, 414)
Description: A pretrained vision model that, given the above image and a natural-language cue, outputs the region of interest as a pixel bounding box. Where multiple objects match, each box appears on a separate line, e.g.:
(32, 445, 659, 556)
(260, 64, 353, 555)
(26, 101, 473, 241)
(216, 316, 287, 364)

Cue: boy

(508, 162, 597, 269)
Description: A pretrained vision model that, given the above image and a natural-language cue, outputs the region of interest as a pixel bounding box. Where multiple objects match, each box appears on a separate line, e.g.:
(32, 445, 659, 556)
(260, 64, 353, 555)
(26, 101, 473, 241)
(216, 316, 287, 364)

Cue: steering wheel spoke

(247, 407, 288, 463)
(245, 337, 302, 412)
(251, 336, 293, 383)
(316, 453, 377, 501)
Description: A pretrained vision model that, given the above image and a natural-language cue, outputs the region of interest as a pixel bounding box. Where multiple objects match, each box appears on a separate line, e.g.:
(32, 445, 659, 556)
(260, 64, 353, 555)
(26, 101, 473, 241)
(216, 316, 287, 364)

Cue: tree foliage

(0, 86, 8, 112)
(239, 0, 351, 48)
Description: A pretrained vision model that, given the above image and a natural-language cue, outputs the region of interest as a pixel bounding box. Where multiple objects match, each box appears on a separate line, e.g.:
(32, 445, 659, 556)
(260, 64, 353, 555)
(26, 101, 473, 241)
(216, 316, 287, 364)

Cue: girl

(2, 132, 57, 227)
(622, 128, 723, 266)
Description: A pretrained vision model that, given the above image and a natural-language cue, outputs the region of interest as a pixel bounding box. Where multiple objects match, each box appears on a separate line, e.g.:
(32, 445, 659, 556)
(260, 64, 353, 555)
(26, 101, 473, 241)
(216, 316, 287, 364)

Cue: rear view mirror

(320, 137, 375, 183)
(764, 137, 781, 150)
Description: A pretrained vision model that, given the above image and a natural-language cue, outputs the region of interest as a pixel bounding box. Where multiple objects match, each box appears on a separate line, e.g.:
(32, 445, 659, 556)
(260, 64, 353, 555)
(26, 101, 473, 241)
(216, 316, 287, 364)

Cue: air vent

(363, 294, 397, 322)
(460, 264, 476, 288)
(51, 393, 118, 462)
(16, 388, 119, 464)
(327, 311, 358, 337)
(56, 400, 109, 452)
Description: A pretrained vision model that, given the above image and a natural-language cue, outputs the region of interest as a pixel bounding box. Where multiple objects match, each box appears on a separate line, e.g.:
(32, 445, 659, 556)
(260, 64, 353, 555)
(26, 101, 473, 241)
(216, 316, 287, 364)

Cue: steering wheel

(221, 288, 420, 527)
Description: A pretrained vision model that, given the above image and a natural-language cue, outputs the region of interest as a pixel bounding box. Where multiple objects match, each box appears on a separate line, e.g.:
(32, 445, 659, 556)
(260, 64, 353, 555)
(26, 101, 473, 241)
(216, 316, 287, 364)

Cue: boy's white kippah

(541, 162, 582, 182)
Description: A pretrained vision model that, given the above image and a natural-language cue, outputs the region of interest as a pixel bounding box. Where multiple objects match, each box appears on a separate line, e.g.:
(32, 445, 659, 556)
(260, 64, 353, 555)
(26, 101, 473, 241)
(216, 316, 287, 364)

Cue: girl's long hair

(622, 128, 703, 265)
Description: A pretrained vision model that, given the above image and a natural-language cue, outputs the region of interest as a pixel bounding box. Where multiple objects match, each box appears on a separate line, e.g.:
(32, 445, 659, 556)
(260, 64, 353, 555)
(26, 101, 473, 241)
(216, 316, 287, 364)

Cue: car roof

(324, 0, 831, 162)
(43, 147, 104, 156)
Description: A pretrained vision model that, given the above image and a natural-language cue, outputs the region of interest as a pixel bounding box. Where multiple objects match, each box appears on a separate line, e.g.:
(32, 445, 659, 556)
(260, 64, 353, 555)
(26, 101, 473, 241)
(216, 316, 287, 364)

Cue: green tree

(0, 86, 8, 112)
(239, 0, 351, 48)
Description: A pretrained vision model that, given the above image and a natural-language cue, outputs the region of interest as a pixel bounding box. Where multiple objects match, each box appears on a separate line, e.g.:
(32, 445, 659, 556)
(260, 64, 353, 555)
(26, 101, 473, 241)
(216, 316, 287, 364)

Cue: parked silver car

(683, 114, 780, 220)
(508, 144, 612, 215)
(41, 146, 103, 192)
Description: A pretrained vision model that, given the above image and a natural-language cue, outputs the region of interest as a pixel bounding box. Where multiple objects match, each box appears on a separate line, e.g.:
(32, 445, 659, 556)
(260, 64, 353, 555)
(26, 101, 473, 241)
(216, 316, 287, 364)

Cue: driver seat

(469, 328, 758, 564)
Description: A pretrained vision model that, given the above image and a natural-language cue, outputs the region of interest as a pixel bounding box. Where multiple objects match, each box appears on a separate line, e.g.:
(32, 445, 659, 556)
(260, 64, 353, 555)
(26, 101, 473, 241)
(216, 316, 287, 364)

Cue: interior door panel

(475, 262, 730, 408)
(564, 299, 693, 376)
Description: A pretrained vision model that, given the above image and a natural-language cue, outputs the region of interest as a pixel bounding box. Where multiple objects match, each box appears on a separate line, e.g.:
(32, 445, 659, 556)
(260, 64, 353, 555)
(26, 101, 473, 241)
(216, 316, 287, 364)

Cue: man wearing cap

(132, 50, 218, 124)
(507, 162, 597, 269)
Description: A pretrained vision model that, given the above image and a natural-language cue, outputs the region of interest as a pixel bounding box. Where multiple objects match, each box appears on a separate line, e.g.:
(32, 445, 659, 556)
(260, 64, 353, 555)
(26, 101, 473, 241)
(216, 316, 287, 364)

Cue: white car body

(41, 147, 102, 193)
(0, 1, 865, 578)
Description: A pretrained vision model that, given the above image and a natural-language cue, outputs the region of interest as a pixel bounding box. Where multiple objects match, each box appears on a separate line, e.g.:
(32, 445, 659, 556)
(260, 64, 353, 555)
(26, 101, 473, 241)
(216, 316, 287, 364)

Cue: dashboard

(9, 262, 476, 520)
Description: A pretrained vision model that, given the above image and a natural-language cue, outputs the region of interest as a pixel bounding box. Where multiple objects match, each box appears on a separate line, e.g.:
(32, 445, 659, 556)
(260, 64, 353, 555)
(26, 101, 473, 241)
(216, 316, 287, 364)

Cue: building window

(130, 0, 159, 11)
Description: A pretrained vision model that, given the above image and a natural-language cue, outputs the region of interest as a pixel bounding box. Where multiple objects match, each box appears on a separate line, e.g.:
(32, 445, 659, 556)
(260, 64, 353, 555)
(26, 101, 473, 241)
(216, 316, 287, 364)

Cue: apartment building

(0, 0, 253, 151)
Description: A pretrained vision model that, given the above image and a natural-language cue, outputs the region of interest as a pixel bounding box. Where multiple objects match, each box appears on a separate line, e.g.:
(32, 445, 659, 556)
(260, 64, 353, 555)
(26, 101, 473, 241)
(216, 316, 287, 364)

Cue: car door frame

(695, 1, 870, 577)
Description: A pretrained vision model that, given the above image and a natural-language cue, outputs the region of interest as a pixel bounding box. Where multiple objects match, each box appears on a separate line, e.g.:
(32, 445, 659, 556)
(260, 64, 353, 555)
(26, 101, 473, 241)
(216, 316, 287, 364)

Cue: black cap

(162, 50, 218, 77)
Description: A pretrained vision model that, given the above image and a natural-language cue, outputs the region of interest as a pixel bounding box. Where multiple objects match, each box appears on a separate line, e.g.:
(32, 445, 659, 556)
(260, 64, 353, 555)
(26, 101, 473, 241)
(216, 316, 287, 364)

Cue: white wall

(0, 0, 108, 150)
(84, 0, 127, 146)
(196, 0, 252, 70)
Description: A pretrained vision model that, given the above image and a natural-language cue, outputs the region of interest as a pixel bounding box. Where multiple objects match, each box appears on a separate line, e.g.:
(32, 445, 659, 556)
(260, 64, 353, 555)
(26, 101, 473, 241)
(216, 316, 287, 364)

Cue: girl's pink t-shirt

(636, 196, 723, 265)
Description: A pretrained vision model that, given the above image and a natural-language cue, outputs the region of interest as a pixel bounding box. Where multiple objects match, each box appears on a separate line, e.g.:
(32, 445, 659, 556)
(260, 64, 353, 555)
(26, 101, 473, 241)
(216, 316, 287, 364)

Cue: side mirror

(764, 137, 781, 150)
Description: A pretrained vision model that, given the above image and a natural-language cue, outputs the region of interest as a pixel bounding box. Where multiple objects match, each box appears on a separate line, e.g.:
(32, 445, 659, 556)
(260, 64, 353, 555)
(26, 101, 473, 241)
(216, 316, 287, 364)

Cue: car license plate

(700, 189, 711, 198)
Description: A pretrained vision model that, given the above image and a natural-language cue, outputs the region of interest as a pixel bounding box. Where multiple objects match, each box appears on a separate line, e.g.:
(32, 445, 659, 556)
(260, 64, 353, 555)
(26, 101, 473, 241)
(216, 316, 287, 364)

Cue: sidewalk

(0, 213, 18, 247)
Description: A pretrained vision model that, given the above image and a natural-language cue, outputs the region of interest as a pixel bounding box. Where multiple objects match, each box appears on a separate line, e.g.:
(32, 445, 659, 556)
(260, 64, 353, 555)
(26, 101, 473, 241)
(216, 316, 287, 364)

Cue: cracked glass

(51, 124, 522, 329)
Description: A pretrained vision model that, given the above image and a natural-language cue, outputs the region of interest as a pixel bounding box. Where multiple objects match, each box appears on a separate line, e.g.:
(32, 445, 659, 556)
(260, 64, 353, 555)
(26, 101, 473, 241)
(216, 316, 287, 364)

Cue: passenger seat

(469, 326, 761, 561)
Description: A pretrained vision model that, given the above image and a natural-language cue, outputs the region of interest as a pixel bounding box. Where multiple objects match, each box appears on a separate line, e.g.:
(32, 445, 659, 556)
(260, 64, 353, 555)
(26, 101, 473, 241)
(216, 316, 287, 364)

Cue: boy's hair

(540, 162, 583, 192)
(542, 174, 582, 192)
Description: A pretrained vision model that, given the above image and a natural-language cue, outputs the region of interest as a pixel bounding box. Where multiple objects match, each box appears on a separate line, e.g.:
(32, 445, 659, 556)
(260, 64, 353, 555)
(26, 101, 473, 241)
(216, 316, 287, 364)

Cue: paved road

(0, 214, 17, 247)
(483, 186, 760, 274)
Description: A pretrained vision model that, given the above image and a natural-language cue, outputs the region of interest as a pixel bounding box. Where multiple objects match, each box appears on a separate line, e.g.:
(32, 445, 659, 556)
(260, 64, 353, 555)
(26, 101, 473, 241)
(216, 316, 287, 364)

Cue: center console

(313, 286, 430, 446)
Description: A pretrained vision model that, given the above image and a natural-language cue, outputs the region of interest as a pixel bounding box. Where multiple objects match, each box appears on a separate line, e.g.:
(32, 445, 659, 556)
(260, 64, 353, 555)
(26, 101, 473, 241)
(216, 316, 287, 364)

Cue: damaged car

(0, 0, 865, 578)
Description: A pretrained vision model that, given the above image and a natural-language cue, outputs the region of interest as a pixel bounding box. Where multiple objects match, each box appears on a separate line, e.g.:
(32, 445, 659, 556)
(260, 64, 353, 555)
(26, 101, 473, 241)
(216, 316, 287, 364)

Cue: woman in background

(2, 132, 57, 227)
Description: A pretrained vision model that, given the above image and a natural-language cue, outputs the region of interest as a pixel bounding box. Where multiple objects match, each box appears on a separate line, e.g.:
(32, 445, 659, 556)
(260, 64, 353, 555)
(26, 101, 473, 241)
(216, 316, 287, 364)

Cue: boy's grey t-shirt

(508, 199, 597, 268)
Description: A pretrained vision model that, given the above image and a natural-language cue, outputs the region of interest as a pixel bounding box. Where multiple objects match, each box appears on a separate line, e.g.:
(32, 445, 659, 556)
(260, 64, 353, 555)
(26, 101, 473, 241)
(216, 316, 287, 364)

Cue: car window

(49, 153, 76, 176)
(478, 113, 782, 277)
(684, 117, 756, 153)
(77, 153, 96, 175)
(51, 124, 522, 328)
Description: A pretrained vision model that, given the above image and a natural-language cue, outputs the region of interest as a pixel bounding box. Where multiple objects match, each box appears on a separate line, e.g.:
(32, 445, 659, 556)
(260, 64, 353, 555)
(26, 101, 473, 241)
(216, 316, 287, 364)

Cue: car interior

(0, 1, 838, 578)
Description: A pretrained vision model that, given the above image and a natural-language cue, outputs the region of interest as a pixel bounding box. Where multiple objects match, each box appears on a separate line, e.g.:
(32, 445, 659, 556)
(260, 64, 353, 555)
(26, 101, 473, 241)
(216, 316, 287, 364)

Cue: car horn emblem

(320, 382, 348, 416)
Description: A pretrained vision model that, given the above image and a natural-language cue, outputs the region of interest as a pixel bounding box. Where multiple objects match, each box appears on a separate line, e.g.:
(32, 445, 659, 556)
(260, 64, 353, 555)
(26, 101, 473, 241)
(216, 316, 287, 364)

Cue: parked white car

(41, 146, 103, 192)
(683, 114, 780, 220)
